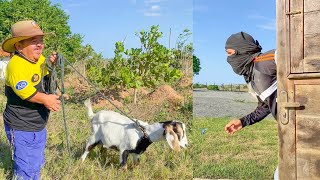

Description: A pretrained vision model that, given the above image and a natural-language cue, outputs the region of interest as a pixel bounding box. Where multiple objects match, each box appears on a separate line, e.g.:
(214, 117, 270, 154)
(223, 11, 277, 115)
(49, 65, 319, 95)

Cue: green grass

(0, 102, 192, 180)
(191, 117, 278, 179)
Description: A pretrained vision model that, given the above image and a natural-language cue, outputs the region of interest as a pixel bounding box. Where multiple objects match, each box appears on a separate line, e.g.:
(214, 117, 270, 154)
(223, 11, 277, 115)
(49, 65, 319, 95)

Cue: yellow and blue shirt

(3, 52, 50, 131)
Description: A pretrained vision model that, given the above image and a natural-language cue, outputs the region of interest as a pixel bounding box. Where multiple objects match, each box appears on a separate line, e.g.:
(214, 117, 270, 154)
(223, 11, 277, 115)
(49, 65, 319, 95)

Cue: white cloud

(141, 0, 165, 17)
(143, 3, 162, 17)
(151, 5, 160, 10)
(257, 21, 276, 30)
(248, 15, 276, 31)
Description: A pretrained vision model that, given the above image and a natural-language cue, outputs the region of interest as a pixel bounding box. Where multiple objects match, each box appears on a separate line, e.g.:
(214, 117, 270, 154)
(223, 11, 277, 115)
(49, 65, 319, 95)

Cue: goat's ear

(164, 125, 181, 152)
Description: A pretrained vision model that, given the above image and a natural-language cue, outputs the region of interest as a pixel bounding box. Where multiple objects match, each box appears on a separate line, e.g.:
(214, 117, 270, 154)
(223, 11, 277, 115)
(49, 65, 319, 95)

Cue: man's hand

(49, 51, 58, 64)
(29, 92, 61, 112)
(224, 119, 243, 135)
(44, 94, 61, 112)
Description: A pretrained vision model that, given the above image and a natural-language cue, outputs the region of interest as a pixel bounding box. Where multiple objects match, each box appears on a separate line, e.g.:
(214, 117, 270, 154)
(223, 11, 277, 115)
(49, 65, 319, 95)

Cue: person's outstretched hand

(224, 119, 243, 135)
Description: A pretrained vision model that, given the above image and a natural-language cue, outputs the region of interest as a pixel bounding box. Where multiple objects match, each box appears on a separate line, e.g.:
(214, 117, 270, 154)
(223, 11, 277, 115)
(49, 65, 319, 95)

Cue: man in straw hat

(2, 20, 61, 179)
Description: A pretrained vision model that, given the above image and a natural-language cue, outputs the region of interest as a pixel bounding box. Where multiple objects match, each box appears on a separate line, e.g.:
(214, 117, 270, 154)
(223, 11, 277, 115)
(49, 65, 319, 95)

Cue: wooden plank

(294, 79, 320, 85)
(288, 72, 320, 79)
(285, 0, 291, 77)
(290, 0, 304, 73)
(277, 0, 296, 178)
(304, 11, 320, 72)
(296, 116, 320, 179)
(296, 148, 320, 179)
(296, 85, 320, 179)
(296, 85, 320, 116)
(303, 8, 320, 72)
(304, 34, 320, 57)
(304, 0, 320, 13)
(303, 56, 320, 72)
(303, 32, 320, 72)
(304, 11, 320, 35)
(296, 116, 320, 146)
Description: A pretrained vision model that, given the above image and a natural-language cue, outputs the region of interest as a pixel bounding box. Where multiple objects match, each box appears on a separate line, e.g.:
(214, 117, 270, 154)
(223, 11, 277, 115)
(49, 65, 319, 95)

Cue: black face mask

(225, 32, 262, 83)
(227, 52, 259, 83)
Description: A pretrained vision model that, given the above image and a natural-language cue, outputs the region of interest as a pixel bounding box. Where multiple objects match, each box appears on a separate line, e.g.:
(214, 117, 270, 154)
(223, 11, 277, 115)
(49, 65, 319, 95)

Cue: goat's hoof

(120, 165, 128, 171)
(134, 161, 140, 166)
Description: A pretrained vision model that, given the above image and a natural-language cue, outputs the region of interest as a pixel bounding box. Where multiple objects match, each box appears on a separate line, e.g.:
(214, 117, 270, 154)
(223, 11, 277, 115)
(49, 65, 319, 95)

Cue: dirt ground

(193, 89, 274, 119)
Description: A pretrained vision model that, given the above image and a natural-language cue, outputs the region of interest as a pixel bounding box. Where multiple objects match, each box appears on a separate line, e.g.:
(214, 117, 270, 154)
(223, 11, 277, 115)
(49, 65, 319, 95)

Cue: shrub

(207, 84, 219, 91)
(193, 83, 206, 88)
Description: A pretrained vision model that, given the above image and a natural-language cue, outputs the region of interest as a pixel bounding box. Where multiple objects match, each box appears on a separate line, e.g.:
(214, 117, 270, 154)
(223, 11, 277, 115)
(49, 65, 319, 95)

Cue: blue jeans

(4, 122, 46, 180)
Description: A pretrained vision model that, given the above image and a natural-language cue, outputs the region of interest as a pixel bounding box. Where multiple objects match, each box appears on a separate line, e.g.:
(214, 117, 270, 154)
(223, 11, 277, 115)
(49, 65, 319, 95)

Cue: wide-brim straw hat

(1, 20, 52, 53)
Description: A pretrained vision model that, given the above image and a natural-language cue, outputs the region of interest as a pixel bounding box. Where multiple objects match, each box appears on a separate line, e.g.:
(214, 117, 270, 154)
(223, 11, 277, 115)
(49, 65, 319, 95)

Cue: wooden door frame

(277, 0, 297, 179)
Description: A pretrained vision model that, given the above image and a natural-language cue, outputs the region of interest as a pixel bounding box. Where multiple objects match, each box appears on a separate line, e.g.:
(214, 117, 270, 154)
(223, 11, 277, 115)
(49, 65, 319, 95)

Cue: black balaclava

(225, 32, 262, 83)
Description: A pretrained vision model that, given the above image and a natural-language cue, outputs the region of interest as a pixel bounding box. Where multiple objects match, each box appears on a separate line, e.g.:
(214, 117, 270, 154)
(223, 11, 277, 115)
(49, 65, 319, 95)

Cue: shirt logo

(15, 81, 28, 90)
(32, 74, 40, 82)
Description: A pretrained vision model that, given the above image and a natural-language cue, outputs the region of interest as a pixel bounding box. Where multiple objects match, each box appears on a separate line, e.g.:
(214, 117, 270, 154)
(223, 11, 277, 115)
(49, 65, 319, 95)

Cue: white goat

(81, 99, 188, 170)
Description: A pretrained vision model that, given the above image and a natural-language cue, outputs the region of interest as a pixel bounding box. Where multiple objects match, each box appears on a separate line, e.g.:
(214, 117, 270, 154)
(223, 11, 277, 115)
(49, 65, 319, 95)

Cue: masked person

(224, 31, 277, 134)
(1, 20, 61, 180)
(223, 31, 278, 179)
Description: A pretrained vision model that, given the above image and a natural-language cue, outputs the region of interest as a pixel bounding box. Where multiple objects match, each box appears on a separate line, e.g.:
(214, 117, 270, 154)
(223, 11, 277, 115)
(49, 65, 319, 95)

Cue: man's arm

(225, 97, 271, 135)
(28, 51, 60, 111)
(240, 99, 271, 127)
(28, 92, 61, 112)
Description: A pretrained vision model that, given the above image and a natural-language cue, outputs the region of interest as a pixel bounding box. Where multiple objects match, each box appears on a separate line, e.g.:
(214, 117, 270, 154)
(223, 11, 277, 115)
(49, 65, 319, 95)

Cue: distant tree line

(193, 83, 248, 92)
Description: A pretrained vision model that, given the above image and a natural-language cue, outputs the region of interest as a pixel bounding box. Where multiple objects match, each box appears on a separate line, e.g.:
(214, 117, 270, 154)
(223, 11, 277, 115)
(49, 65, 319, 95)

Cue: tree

(173, 29, 193, 77)
(100, 25, 182, 104)
(0, 0, 85, 64)
(193, 55, 201, 75)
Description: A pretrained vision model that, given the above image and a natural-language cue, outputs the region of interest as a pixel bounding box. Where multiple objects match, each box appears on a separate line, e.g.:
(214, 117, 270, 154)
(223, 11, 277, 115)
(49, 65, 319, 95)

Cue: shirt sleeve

(6, 67, 37, 100)
(240, 97, 271, 127)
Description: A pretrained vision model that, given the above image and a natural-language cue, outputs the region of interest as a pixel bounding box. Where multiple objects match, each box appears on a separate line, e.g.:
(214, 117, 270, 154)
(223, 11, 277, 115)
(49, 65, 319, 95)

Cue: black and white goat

(81, 99, 188, 170)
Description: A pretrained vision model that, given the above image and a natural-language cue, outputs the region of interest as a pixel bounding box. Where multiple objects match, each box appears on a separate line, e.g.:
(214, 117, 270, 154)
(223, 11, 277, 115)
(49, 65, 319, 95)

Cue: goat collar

(129, 136, 153, 154)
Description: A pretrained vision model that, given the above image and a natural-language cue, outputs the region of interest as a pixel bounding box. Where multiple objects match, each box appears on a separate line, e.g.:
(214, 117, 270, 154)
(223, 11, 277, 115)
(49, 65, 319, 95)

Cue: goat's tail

(84, 99, 95, 119)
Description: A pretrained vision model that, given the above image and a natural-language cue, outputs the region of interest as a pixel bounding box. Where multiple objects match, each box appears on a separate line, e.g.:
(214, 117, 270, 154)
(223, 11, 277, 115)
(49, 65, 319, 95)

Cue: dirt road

(193, 89, 275, 119)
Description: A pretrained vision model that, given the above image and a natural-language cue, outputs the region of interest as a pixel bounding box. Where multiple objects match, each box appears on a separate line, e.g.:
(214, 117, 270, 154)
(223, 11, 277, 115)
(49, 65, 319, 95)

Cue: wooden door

(277, 0, 320, 179)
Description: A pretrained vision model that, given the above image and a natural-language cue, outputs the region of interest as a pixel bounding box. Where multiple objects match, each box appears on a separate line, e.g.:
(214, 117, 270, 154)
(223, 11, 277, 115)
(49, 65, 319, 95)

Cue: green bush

(207, 84, 219, 91)
(193, 83, 206, 88)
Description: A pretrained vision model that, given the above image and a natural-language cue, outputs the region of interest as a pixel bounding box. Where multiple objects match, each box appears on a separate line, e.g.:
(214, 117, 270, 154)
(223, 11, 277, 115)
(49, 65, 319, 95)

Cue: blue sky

(50, 0, 193, 58)
(194, 0, 276, 84)
(50, 0, 275, 84)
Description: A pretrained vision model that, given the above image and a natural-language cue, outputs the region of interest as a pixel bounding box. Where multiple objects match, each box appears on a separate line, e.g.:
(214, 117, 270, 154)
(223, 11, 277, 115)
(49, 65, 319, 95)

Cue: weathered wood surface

(278, 0, 320, 179)
(304, 8, 320, 72)
(304, 7, 320, 73)
(305, 0, 320, 12)
(296, 85, 320, 179)
(294, 79, 320, 85)
(277, 0, 296, 179)
(290, 0, 304, 73)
